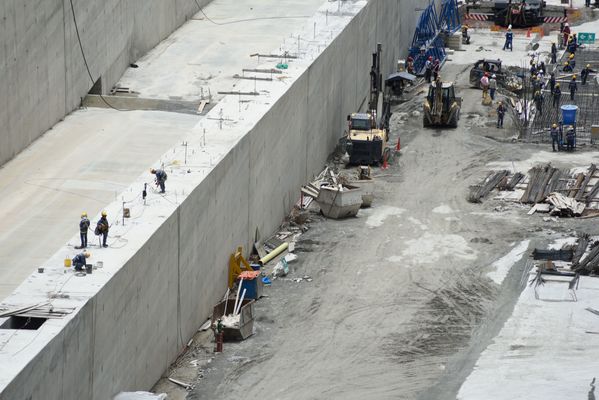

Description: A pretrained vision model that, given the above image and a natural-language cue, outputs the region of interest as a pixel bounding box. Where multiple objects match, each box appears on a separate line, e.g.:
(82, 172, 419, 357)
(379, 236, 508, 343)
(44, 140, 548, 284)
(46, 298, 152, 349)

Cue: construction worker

(553, 83, 561, 107)
(480, 72, 490, 100)
(95, 211, 109, 248)
(503, 26, 513, 51)
(496, 101, 506, 128)
(550, 123, 560, 152)
(433, 58, 441, 81)
(489, 74, 498, 100)
(425, 56, 433, 83)
(569, 75, 578, 101)
(586, 0, 591, 7)
(539, 61, 546, 75)
(549, 72, 556, 94)
(406, 56, 415, 74)
(151, 168, 168, 193)
(569, 53, 576, 69)
(562, 23, 571, 46)
(563, 61, 573, 73)
(551, 42, 557, 64)
(566, 128, 575, 151)
(72, 252, 91, 272)
(567, 36, 577, 54)
(462, 24, 471, 44)
(530, 62, 537, 77)
(534, 90, 543, 115)
(79, 212, 90, 249)
(582, 64, 596, 85)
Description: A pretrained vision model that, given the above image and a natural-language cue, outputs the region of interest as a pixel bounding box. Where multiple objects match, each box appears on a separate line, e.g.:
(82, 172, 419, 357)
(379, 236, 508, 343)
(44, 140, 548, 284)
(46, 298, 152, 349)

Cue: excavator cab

(423, 80, 461, 128)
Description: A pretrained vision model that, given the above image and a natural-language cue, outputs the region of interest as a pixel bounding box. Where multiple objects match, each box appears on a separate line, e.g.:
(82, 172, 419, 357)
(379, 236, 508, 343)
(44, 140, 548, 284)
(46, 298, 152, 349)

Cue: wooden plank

(576, 164, 597, 201)
(569, 173, 585, 197)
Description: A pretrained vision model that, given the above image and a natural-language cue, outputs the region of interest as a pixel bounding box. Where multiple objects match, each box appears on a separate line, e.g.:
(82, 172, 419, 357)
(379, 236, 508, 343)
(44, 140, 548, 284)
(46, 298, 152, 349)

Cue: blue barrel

(561, 105, 578, 125)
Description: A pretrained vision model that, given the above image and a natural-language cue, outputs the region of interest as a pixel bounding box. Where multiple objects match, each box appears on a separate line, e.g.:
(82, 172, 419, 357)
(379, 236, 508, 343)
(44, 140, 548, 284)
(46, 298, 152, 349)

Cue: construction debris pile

(470, 163, 599, 217)
(301, 166, 374, 218)
(467, 170, 521, 203)
(533, 233, 599, 276)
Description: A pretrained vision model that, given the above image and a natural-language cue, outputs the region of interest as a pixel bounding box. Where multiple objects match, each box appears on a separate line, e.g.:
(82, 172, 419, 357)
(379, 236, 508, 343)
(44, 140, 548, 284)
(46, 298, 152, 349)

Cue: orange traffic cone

(395, 137, 401, 151)
(381, 153, 389, 170)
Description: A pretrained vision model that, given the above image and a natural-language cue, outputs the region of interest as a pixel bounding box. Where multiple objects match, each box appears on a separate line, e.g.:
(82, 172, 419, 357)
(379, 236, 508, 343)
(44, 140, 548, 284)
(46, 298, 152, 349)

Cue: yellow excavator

(423, 79, 461, 128)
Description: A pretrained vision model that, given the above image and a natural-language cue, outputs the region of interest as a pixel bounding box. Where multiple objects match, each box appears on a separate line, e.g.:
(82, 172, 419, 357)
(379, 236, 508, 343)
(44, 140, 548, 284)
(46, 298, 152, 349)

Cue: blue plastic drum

(561, 105, 578, 125)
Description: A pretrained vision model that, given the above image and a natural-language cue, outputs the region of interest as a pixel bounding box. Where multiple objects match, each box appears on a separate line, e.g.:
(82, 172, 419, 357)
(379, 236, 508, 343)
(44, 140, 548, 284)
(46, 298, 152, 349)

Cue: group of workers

(423, 56, 442, 83)
(71, 168, 168, 272)
(550, 123, 576, 152)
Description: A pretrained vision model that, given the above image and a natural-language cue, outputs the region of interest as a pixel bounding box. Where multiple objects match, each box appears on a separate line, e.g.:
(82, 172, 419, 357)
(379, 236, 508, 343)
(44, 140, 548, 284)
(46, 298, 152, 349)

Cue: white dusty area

(363, 205, 406, 228)
(0, 109, 198, 300)
(488, 150, 599, 172)
(486, 240, 530, 285)
(459, 267, 599, 400)
(118, 0, 326, 101)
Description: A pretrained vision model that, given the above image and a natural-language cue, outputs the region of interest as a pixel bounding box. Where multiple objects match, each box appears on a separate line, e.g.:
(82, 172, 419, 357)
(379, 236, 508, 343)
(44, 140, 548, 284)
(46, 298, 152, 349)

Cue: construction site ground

(154, 54, 599, 398)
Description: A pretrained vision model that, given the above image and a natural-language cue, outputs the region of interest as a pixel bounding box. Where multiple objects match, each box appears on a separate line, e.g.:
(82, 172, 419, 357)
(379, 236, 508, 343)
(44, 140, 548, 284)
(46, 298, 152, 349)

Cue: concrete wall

(0, 1, 430, 399)
(0, 0, 210, 167)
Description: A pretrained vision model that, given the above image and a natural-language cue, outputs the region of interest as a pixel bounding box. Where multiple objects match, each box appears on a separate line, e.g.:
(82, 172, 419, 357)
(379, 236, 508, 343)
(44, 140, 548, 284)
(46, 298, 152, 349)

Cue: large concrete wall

(0, 1, 430, 399)
(0, 0, 210, 167)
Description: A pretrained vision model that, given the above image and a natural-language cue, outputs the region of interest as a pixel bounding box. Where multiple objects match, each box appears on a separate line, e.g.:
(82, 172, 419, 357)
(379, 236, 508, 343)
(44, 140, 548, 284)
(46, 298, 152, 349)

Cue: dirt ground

(152, 61, 599, 400)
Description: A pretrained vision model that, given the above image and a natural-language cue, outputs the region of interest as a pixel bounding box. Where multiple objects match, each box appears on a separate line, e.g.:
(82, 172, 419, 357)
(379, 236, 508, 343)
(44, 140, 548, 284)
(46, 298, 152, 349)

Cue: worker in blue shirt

(550, 124, 560, 152)
(95, 211, 109, 248)
(79, 212, 90, 249)
(566, 128, 575, 151)
(563, 61, 573, 72)
(569, 75, 578, 101)
(151, 168, 168, 193)
(503, 26, 513, 51)
(72, 252, 90, 272)
(582, 64, 596, 85)
(553, 83, 561, 107)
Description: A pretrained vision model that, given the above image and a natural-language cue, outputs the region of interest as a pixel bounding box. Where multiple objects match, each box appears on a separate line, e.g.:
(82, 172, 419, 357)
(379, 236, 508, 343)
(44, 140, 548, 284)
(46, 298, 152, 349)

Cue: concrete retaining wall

(0, 1, 430, 399)
(0, 0, 210, 167)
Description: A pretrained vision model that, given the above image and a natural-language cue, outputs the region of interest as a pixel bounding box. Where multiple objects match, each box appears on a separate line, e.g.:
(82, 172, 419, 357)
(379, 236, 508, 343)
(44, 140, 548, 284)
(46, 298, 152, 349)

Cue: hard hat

(492, 74, 496, 78)
(428, 56, 433, 60)
(499, 101, 503, 104)
(508, 24, 512, 30)
(81, 212, 87, 217)
(484, 72, 489, 76)
(573, 75, 577, 79)
(588, 64, 591, 68)
(569, 53, 575, 59)
(84, 252, 91, 258)
(552, 123, 557, 128)
(556, 83, 560, 87)
(101, 211, 107, 216)
(565, 22, 569, 26)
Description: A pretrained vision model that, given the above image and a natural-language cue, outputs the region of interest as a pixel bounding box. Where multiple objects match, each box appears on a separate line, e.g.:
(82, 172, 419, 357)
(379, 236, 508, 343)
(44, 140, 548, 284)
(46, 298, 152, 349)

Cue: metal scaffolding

(527, 49, 599, 145)
(408, 3, 447, 76)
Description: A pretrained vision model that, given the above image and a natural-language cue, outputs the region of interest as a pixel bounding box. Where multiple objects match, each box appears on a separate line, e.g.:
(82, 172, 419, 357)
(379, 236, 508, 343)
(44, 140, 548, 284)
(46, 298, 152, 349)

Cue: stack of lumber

(497, 172, 525, 191)
(546, 192, 586, 217)
(520, 164, 570, 204)
(467, 170, 509, 203)
(574, 240, 599, 275)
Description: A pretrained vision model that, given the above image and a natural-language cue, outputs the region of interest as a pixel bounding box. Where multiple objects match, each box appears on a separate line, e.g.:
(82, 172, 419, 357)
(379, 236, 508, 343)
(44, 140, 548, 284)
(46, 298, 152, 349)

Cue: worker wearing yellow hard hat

(79, 212, 91, 249)
(96, 211, 109, 248)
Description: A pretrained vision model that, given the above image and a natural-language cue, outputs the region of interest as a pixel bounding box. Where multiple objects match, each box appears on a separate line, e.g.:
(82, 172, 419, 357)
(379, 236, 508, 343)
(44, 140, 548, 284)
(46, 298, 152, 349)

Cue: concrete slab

(0, 109, 199, 300)
(117, 0, 327, 102)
